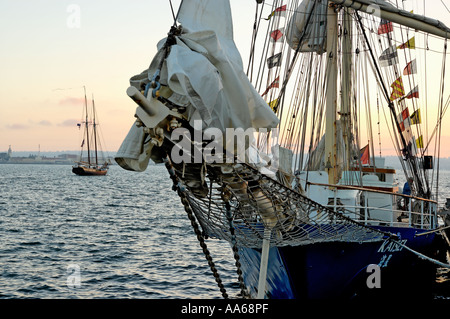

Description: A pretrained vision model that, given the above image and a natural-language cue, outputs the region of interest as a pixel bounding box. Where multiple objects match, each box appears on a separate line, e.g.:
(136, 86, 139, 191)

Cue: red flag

(360, 144, 370, 165)
(403, 59, 417, 75)
(390, 76, 405, 101)
(377, 19, 393, 35)
(265, 5, 287, 20)
(398, 108, 410, 132)
(405, 86, 419, 99)
(270, 28, 284, 42)
(261, 76, 280, 96)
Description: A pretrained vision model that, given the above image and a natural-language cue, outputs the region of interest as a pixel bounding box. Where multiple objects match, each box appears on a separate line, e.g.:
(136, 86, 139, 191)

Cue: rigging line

(168, 0, 177, 26)
(397, 19, 429, 192)
(361, 16, 406, 169)
(169, 0, 184, 27)
(423, 95, 450, 155)
(273, 0, 318, 120)
(247, 1, 265, 79)
(393, 238, 450, 269)
(441, 0, 450, 14)
(435, 39, 447, 203)
(358, 11, 426, 196)
(254, 3, 273, 93)
(355, 12, 390, 102)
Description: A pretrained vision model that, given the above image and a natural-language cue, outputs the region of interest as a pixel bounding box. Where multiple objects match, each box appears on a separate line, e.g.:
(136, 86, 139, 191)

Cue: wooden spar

(341, 6, 353, 172)
(325, 3, 338, 185)
(92, 95, 98, 167)
(83, 86, 91, 166)
(331, 0, 450, 39)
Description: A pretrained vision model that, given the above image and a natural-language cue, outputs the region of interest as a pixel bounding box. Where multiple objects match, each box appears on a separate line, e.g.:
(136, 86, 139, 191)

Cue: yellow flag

(397, 37, 415, 49)
(390, 77, 405, 101)
(416, 135, 424, 149)
(269, 99, 279, 112)
(269, 99, 278, 113)
(410, 109, 421, 124)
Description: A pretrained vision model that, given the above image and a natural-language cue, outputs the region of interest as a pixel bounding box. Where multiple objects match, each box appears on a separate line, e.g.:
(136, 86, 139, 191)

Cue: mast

(341, 6, 353, 171)
(325, 2, 339, 185)
(92, 95, 98, 167)
(83, 86, 91, 166)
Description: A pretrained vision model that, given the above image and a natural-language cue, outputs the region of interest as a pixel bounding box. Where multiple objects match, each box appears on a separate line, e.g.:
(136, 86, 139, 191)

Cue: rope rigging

(132, 0, 450, 298)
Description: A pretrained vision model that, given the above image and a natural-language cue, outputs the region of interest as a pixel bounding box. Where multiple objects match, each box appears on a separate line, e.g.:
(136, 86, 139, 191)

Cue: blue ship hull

(237, 226, 442, 299)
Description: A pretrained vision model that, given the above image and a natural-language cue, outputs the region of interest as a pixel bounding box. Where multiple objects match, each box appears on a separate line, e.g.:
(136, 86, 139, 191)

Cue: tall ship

(116, 0, 450, 298)
(73, 87, 110, 176)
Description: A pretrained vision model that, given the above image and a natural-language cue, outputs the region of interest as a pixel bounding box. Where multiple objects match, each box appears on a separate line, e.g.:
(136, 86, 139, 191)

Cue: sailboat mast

(341, 7, 353, 171)
(84, 86, 91, 166)
(92, 95, 98, 166)
(325, 2, 339, 185)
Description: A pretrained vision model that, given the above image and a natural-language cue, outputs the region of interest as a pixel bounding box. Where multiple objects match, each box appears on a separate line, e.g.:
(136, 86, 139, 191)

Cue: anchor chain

(163, 156, 229, 299)
(225, 202, 250, 298)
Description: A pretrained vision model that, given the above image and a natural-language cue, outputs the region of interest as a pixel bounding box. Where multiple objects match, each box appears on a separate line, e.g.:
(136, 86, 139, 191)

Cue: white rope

(393, 239, 450, 269)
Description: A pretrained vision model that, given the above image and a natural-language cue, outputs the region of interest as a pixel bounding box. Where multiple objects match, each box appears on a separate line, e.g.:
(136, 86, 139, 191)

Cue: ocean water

(0, 164, 448, 299)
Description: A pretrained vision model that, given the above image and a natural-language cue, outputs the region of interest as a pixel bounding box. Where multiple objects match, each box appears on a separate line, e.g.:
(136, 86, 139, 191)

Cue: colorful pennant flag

(264, 4, 287, 20)
(379, 46, 398, 67)
(268, 99, 279, 112)
(397, 37, 415, 49)
(267, 52, 282, 69)
(403, 59, 417, 75)
(406, 136, 418, 156)
(405, 85, 419, 99)
(261, 76, 280, 96)
(416, 135, 424, 149)
(398, 108, 415, 153)
(390, 76, 405, 101)
(270, 28, 285, 42)
(378, 19, 393, 35)
(410, 109, 421, 124)
(360, 144, 370, 165)
(398, 108, 411, 132)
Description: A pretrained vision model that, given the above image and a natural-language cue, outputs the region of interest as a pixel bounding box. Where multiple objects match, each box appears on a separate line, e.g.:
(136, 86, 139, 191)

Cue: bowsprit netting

(168, 159, 386, 249)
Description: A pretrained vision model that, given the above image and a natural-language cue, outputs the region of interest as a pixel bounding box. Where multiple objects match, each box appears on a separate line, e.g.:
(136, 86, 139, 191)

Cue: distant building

(0, 152, 9, 161)
(0, 145, 11, 161)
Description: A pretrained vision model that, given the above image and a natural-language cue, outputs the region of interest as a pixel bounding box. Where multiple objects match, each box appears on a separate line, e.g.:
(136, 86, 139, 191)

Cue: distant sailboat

(72, 87, 109, 176)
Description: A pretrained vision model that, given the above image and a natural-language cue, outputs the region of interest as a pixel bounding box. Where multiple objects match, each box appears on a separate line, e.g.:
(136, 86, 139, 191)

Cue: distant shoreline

(2, 151, 450, 170)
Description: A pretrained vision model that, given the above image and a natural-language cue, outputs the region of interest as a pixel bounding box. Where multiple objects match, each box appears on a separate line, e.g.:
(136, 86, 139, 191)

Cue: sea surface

(0, 164, 448, 299)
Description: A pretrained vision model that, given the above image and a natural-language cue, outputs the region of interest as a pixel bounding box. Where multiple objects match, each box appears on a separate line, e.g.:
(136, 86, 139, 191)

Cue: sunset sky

(1, 0, 450, 157)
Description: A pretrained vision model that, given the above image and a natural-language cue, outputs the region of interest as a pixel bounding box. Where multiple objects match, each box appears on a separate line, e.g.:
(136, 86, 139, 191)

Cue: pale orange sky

(1, 0, 450, 157)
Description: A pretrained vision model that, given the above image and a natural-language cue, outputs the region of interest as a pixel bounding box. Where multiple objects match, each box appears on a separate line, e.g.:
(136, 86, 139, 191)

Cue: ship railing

(307, 182, 438, 230)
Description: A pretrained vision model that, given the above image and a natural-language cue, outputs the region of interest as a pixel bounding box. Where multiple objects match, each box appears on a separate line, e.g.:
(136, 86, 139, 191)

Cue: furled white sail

(139, 0, 279, 132)
(285, 0, 328, 53)
(116, 0, 279, 171)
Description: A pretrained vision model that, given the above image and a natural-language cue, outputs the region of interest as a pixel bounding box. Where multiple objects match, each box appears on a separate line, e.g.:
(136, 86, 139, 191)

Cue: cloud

(7, 123, 30, 130)
(58, 96, 85, 106)
(38, 120, 52, 126)
(59, 119, 79, 127)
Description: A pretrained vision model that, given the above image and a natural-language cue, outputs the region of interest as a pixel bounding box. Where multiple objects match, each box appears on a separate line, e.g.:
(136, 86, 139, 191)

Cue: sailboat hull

(72, 166, 108, 176)
(237, 226, 443, 299)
